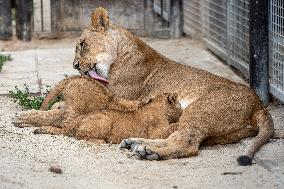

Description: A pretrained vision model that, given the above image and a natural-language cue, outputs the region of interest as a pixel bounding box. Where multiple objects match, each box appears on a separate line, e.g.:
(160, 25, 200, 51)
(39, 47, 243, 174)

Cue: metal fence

(152, 0, 183, 38)
(228, 0, 250, 77)
(154, 0, 171, 21)
(184, 0, 284, 102)
(203, 0, 228, 62)
(269, 0, 284, 102)
(183, 0, 202, 38)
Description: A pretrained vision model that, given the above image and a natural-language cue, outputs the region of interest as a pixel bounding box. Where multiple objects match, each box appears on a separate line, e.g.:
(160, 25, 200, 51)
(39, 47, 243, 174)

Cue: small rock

(49, 164, 62, 174)
(172, 185, 178, 188)
(221, 172, 242, 175)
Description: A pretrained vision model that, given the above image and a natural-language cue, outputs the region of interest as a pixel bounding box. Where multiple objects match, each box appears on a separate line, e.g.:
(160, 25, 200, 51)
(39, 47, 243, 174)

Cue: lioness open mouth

(88, 69, 109, 85)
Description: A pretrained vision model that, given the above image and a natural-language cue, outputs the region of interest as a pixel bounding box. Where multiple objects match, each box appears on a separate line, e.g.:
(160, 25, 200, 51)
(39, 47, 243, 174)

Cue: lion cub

(14, 76, 182, 144)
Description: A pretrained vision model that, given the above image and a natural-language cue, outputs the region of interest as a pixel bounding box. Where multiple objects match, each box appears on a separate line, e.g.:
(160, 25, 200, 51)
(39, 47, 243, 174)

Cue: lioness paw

(119, 138, 160, 160)
(119, 138, 142, 150)
(132, 145, 159, 160)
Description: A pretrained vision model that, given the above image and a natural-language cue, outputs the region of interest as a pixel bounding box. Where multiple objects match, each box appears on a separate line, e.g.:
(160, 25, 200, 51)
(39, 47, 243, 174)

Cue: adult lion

(72, 8, 282, 165)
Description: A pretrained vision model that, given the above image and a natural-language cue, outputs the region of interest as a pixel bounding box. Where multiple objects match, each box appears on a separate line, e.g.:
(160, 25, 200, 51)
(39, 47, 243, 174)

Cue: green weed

(9, 84, 63, 110)
(0, 54, 12, 72)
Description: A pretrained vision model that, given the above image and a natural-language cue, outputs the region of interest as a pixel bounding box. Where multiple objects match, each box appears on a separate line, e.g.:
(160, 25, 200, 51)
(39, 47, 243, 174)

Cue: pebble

(49, 164, 62, 174)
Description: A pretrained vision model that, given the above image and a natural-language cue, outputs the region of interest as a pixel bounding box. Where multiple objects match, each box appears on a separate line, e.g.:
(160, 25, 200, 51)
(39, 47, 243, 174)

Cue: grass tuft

(0, 54, 12, 72)
(9, 84, 63, 110)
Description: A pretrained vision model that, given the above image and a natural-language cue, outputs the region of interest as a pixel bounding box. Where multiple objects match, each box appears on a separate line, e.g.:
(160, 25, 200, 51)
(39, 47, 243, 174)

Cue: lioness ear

(91, 7, 110, 31)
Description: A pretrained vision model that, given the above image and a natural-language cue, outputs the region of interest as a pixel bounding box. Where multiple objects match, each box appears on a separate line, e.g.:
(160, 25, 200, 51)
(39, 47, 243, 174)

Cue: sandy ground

(0, 96, 283, 189)
(0, 37, 283, 188)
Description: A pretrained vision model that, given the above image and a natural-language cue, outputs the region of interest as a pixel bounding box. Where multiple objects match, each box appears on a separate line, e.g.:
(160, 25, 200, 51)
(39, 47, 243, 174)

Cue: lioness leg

(120, 87, 259, 160)
(119, 129, 201, 160)
(202, 127, 258, 146)
(13, 109, 64, 128)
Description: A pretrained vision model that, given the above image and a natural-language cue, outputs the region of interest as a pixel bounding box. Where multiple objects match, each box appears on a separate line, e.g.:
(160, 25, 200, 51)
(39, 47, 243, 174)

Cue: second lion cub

(14, 76, 182, 144)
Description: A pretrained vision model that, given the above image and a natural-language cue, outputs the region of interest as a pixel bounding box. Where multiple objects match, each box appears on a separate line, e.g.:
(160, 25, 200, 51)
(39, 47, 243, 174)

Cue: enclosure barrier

(269, 0, 284, 102)
(184, 0, 284, 103)
(0, 0, 183, 40)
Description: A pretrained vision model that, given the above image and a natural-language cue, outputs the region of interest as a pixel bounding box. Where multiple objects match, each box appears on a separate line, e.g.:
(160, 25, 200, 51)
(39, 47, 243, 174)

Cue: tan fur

(71, 8, 283, 165)
(14, 76, 182, 144)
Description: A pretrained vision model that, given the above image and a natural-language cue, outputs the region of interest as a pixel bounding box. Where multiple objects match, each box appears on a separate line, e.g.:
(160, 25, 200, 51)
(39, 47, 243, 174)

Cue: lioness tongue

(88, 69, 109, 83)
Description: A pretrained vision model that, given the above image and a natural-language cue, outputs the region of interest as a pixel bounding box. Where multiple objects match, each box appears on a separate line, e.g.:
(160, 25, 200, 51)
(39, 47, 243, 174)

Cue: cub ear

(167, 93, 178, 104)
(91, 7, 110, 31)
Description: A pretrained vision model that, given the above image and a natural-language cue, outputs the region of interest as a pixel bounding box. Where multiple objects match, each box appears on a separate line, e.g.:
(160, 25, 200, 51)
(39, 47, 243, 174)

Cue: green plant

(0, 54, 12, 72)
(9, 84, 63, 110)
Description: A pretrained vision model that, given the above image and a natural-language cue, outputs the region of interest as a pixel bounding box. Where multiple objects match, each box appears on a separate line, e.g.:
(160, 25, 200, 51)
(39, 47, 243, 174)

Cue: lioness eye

(79, 40, 85, 51)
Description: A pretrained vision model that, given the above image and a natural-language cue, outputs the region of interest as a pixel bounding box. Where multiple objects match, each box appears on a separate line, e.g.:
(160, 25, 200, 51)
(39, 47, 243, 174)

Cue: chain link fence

(203, 0, 228, 62)
(183, 0, 202, 38)
(228, 0, 250, 77)
(269, 0, 284, 102)
(184, 0, 284, 102)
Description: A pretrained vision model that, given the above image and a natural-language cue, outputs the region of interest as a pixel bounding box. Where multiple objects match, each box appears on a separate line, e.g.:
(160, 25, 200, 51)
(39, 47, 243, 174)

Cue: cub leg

(148, 123, 179, 139)
(13, 109, 64, 128)
(75, 113, 112, 142)
(33, 126, 65, 135)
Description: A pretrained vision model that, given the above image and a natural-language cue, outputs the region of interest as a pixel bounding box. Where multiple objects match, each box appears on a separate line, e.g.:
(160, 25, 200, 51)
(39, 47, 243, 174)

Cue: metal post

(249, 0, 269, 106)
(15, 0, 33, 41)
(50, 0, 61, 34)
(0, 0, 12, 40)
(144, 0, 155, 36)
(170, 0, 183, 38)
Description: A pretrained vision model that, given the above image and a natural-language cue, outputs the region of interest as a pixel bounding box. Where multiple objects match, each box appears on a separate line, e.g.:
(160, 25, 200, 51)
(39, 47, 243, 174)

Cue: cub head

(146, 93, 182, 124)
(64, 76, 113, 113)
(73, 7, 118, 83)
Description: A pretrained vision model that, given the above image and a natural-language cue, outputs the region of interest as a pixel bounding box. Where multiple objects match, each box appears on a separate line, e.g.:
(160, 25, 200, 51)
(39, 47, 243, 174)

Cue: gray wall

(50, 0, 146, 35)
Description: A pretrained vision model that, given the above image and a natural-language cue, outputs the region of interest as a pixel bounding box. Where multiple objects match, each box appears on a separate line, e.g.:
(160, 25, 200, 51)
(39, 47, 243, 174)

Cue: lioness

(72, 8, 283, 165)
(15, 76, 182, 144)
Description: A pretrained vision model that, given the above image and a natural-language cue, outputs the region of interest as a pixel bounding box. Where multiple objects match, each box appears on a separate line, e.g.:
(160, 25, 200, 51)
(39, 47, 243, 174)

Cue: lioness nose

(73, 62, 80, 70)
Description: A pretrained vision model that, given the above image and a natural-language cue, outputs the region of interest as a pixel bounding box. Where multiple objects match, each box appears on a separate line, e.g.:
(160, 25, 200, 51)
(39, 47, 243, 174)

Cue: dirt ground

(0, 96, 283, 189)
(0, 37, 283, 189)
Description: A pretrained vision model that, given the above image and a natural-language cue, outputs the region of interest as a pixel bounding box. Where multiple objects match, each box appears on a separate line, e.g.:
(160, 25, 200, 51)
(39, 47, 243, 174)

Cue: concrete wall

(34, 0, 147, 37)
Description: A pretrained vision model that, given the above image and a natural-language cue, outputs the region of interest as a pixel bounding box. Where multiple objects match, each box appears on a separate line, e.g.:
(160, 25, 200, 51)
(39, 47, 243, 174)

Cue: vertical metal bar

(170, 0, 183, 38)
(40, 0, 43, 31)
(145, 0, 155, 36)
(50, 0, 61, 33)
(226, 0, 232, 65)
(15, 0, 33, 41)
(249, 0, 269, 106)
(160, 0, 163, 18)
(0, 0, 13, 40)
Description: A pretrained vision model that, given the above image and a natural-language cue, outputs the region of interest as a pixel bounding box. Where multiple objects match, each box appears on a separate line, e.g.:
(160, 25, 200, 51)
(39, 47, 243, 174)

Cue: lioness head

(73, 7, 118, 83)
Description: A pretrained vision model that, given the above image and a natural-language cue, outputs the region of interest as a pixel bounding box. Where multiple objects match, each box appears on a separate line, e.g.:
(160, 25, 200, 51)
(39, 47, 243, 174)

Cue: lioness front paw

(119, 138, 162, 160)
(132, 145, 159, 160)
(119, 138, 142, 151)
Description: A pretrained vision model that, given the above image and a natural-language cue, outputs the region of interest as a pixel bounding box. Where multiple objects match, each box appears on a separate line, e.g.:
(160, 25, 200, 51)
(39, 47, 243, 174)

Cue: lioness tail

(237, 109, 274, 166)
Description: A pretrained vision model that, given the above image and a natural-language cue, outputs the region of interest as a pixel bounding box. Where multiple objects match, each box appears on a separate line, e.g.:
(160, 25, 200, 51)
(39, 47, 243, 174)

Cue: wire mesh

(154, 0, 171, 21)
(228, 0, 250, 77)
(153, 0, 171, 31)
(203, 0, 228, 60)
(183, 0, 202, 37)
(269, 0, 284, 101)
